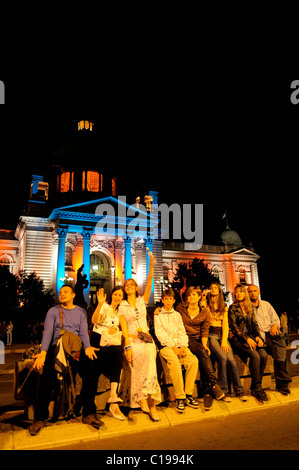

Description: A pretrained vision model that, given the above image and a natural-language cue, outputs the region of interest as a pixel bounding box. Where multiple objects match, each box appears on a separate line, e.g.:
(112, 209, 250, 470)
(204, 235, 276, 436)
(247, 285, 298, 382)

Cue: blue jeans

(209, 333, 243, 394)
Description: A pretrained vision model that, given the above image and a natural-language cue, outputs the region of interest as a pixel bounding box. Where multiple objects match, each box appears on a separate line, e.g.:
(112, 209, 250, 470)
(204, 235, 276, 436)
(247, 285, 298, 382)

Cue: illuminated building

(0, 121, 260, 305)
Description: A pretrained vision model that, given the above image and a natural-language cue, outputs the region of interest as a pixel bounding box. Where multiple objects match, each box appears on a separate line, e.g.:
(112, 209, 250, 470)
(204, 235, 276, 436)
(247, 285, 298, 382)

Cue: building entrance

(89, 251, 112, 306)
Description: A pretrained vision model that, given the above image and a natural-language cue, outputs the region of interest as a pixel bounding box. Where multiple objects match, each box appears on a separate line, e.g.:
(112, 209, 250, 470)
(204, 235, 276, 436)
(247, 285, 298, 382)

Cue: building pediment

(49, 196, 147, 217)
(49, 196, 159, 237)
(229, 247, 260, 260)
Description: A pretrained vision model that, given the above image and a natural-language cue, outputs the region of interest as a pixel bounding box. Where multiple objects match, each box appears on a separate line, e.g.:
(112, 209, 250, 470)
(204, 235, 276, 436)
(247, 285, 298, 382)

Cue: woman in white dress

(118, 249, 161, 421)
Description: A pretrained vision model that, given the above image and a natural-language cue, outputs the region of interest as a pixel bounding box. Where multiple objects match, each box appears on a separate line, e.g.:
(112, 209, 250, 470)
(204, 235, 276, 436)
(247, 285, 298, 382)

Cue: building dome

(221, 226, 242, 247)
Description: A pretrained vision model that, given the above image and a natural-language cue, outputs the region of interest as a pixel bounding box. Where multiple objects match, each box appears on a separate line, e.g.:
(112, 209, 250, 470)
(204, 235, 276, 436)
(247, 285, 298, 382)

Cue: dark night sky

(0, 73, 298, 312)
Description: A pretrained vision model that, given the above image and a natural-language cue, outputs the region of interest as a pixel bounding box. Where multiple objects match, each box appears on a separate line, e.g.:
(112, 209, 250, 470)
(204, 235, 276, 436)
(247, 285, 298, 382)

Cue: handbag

(137, 331, 153, 343)
(134, 307, 153, 343)
(100, 327, 122, 347)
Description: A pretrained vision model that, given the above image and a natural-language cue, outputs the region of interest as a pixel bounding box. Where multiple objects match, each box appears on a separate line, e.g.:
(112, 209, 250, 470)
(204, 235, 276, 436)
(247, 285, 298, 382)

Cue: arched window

(0, 255, 11, 267)
(211, 265, 221, 281)
(65, 245, 73, 268)
(91, 253, 106, 277)
(238, 266, 247, 284)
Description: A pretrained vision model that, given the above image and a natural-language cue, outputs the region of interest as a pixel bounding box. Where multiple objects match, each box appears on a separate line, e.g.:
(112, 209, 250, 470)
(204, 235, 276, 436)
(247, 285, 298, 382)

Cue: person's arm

(228, 305, 249, 343)
(154, 314, 176, 348)
(143, 249, 156, 304)
(91, 288, 106, 324)
(268, 303, 281, 335)
(201, 336, 210, 355)
(33, 308, 55, 369)
(201, 309, 211, 354)
(176, 313, 189, 348)
(78, 309, 99, 360)
(119, 314, 133, 363)
(221, 308, 230, 353)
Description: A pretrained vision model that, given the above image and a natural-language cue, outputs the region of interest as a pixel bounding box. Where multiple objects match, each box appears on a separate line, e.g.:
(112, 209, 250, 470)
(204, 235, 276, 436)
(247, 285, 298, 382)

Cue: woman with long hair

(228, 284, 268, 403)
(176, 286, 225, 410)
(207, 283, 246, 402)
(118, 249, 161, 421)
(81, 285, 131, 421)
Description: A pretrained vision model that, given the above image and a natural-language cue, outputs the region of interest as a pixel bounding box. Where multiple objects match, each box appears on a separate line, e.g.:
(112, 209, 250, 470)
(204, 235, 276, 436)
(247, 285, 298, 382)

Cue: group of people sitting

(27, 250, 291, 436)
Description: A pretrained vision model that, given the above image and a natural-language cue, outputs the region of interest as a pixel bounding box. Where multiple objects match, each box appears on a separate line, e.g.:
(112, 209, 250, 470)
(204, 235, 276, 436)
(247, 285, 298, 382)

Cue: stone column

(124, 238, 132, 280)
(115, 239, 123, 285)
(145, 239, 154, 305)
(82, 230, 91, 305)
(56, 226, 68, 299)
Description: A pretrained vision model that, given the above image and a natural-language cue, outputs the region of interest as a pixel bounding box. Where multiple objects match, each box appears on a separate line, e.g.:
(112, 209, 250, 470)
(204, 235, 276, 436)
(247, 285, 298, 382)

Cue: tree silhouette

(17, 271, 55, 323)
(171, 257, 220, 301)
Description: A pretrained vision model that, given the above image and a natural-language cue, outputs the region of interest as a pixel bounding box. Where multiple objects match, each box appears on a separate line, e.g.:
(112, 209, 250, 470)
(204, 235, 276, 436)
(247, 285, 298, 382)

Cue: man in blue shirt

(28, 285, 101, 436)
(247, 285, 291, 395)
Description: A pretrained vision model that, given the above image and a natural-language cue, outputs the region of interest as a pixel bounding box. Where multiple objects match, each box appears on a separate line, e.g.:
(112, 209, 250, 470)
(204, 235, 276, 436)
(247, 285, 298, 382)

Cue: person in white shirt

(247, 285, 291, 395)
(6, 321, 13, 346)
(118, 249, 161, 422)
(154, 289, 199, 413)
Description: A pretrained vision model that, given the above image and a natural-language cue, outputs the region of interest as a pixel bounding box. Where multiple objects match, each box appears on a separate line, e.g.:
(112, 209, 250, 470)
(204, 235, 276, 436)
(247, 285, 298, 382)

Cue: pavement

(1, 342, 299, 450)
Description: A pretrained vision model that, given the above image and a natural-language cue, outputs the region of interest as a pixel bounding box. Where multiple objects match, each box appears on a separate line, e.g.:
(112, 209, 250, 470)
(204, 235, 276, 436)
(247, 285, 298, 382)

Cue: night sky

(0, 74, 298, 312)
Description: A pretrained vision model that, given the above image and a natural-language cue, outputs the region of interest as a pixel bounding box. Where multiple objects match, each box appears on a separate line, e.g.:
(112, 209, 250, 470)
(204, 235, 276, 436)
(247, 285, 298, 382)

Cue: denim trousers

(231, 340, 268, 391)
(209, 333, 244, 394)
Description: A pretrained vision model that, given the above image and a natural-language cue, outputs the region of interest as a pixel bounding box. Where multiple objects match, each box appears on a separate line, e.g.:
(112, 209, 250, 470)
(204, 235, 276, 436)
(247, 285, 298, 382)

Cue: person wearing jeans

(207, 283, 246, 402)
(228, 285, 268, 403)
(176, 286, 225, 410)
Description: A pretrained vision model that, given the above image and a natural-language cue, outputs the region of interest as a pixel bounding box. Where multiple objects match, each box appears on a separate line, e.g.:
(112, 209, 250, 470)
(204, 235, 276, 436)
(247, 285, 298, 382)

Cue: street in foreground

(52, 401, 299, 451)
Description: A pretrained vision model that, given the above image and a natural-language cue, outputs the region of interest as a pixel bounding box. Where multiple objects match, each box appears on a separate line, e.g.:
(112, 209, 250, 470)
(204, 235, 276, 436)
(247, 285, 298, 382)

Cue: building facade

(0, 121, 260, 306)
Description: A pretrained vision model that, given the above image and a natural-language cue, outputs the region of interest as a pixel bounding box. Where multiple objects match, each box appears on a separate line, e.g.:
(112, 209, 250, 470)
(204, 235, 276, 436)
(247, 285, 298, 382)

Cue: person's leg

(209, 334, 229, 393)
(160, 347, 186, 399)
(181, 348, 199, 397)
(80, 351, 102, 418)
(104, 346, 123, 401)
(28, 346, 58, 435)
(188, 337, 218, 388)
(34, 346, 57, 421)
(226, 347, 244, 395)
(265, 333, 291, 389)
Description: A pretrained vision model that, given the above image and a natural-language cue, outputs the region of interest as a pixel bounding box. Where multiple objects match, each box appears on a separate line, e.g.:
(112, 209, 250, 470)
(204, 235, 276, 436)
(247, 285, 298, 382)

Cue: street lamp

(156, 276, 169, 297)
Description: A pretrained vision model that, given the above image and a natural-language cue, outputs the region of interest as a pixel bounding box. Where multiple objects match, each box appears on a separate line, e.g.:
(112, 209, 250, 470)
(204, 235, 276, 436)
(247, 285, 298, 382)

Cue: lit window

(65, 245, 73, 267)
(112, 177, 118, 197)
(0, 255, 11, 266)
(144, 195, 153, 211)
(239, 266, 247, 284)
(37, 182, 49, 200)
(60, 172, 70, 192)
(78, 120, 94, 131)
(82, 171, 101, 192)
(87, 171, 99, 192)
(211, 265, 220, 280)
